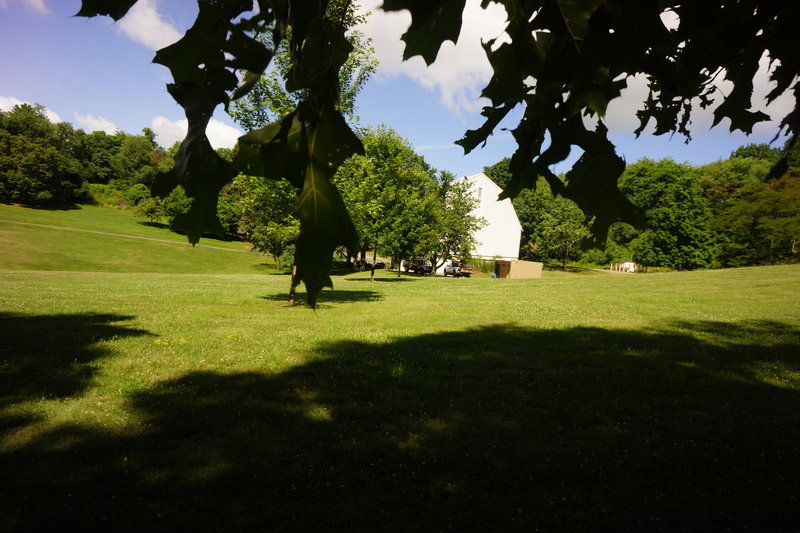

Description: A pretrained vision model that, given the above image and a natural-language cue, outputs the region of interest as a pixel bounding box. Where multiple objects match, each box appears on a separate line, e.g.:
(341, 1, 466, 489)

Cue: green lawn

(2, 204, 799, 531)
(0, 203, 272, 274)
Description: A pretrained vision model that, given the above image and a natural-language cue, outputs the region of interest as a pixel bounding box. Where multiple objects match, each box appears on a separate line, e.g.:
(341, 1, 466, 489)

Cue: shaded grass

(1, 204, 800, 530)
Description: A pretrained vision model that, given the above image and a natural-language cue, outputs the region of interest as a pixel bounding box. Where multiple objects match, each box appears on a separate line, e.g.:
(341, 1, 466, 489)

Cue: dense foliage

(0, 103, 171, 208)
(334, 125, 483, 277)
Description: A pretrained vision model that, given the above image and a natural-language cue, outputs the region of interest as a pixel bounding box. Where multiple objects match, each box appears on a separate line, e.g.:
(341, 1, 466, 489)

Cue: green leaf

(292, 105, 362, 307)
(286, 19, 353, 92)
(381, 0, 467, 64)
(563, 150, 645, 247)
(153, 2, 230, 84)
(76, 0, 138, 20)
(555, 0, 605, 49)
(152, 82, 236, 244)
(231, 70, 264, 102)
(234, 111, 306, 187)
(455, 104, 513, 154)
(233, 104, 363, 306)
(225, 28, 272, 74)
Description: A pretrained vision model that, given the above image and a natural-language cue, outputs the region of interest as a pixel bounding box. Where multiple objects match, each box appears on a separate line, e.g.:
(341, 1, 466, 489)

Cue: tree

(73, 130, 123, 184)
(110, 130, 160, 189)
(483, 157, 513, 189)
(620, 159, 716, 270)
(698, 156, 774, 218)
(251, 218, 300, 270)
(77, 1, 799, 305)
(730, 143, 783, 162)
(0, 104, 88, 205)
(217, 173, 299, 271)
(714, 175, 800, 266)
(133, 196, 165, 224)
(537, 199, 592, 270)
(333, 125, 439, 278)
(228, 1, 377, 130)
(423, 175, 484, 275)
(162, 186, 193, 219)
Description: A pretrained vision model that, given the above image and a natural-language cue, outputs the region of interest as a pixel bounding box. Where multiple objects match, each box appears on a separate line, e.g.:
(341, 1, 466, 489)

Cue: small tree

(251, 218, 300, 270)
(133, 196, 164, 224)
(425, 176, 484, 274)
(536, 198, 592, 270)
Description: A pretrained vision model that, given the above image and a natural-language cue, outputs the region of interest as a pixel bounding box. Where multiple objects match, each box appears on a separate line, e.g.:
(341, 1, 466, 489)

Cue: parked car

(443, 260, 473, 278)
(405, 259, 432, 274)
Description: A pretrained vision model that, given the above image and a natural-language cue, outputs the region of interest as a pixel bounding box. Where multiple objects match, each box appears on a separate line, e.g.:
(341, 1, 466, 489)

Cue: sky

(0, 0, 795, 178)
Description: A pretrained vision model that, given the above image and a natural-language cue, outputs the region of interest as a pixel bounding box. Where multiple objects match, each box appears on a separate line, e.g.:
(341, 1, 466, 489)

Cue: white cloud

(117, 0, 182, 51)
(151, 116, 243, 150)
(360, 0, 508, 116)
(0, 96, 61, 122)
(0, 0, 50, 15)
(73, 112, 119, 134)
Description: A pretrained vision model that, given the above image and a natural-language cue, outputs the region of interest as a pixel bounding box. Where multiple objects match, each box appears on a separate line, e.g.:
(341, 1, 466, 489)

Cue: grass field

(2, 204, 800, 531)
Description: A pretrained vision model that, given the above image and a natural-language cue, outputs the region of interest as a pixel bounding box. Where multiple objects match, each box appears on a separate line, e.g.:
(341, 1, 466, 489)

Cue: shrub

(124, 183, 151, 206)
(133, 197, 164, 223)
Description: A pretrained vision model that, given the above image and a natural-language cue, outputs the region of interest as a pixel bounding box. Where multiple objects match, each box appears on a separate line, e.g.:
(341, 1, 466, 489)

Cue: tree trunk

(370, 249, 377, 281)
(288, 260, 297, 303)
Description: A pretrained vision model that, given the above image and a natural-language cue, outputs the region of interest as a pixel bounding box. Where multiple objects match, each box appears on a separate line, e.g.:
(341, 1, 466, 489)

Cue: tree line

(484, 142, 800, 269)
(0, 103, 175, 207)
(4, 101, 797, 272)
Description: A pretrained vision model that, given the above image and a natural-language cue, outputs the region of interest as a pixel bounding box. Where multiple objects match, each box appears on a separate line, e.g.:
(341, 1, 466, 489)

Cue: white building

(458, 172, 522, 261)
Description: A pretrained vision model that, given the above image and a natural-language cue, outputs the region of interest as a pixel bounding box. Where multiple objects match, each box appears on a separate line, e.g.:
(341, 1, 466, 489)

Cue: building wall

(459, 173, 522, 260)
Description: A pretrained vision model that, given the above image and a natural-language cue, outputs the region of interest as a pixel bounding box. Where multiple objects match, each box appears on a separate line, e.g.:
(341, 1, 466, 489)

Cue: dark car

(405, 259, 432, 274)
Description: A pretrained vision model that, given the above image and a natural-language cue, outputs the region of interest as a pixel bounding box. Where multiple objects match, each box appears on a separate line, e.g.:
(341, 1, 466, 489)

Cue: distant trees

(0, 104, 88, 205)
(485, 142, 799, 270)
(1, 103, 169, 208)
(619, 159, 716, 270)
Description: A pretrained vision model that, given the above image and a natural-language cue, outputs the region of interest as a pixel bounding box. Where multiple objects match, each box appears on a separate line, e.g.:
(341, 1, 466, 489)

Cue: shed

(494, 260, 543, 279)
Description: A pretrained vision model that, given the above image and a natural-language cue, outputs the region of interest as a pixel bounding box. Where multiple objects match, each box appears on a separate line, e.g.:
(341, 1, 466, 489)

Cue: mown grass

(0, 203, 273, 274)
(1, 204, 799, 531)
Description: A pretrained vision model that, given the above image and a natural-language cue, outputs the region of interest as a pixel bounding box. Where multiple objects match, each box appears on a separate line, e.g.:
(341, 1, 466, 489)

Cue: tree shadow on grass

(0, 313, 152, 433)
(2, 321, 799, 531)
(260, 289, 384, 305)
(136, 221, 170, 230)
(343, 276, 417, 282)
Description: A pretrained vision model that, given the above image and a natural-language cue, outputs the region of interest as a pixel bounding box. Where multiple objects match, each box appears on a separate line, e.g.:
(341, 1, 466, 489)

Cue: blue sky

(0, 0, 794, 178)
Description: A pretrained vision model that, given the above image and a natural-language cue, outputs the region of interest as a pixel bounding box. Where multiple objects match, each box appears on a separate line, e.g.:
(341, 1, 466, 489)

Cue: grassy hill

(1, 203, 799, 530)
(0, 203, 274, 274)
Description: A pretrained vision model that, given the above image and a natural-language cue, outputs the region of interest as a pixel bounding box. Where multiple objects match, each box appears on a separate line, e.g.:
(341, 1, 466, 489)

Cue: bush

(88, 183, 126, 208)
(124, 183, 151, 206)
(162, 186, 192, 218)
(133, 197, 164, 223)
(579, 247, 612, 267)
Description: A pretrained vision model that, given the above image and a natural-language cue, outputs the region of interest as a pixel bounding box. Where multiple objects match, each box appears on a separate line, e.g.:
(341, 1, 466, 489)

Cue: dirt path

(1, 219, 251, 253)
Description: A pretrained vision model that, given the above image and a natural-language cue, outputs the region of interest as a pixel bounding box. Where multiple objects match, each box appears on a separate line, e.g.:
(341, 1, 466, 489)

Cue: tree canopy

(76, 0, 800, 305)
